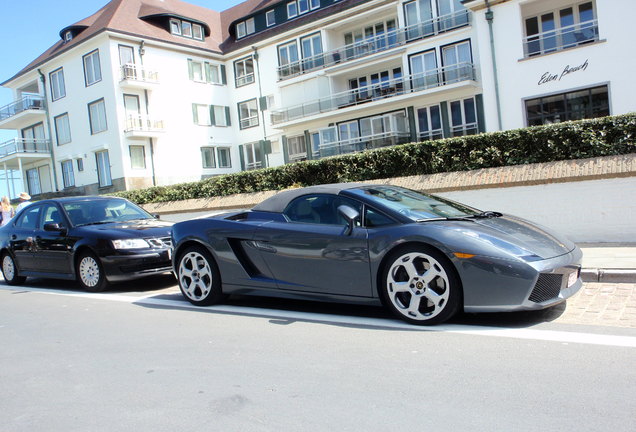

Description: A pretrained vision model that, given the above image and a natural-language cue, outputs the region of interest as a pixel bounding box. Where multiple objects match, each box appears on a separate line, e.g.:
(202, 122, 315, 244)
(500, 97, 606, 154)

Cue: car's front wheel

(76, 252, 108, 292)
(2, 252, 26, 285)
(381, 245, 461, 325)
(176, 246, 224, 306)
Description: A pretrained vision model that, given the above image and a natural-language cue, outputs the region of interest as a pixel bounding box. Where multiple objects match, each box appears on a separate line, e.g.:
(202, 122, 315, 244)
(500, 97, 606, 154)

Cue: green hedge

(115, 114, 636, 204)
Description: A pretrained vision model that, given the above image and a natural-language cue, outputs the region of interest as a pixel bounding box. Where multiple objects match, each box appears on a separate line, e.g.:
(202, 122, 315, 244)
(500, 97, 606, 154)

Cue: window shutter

(192, 103, 199, 124)
(204, 62, 212, 83)
(187, 59, 194, 80)
(259, 96, 268, 111)
(281, 136, 289, 164)
(238, 144, 245, 171)
(210, 105, 216, 126)
(258, 141, 267, 167)
(220, 65, 227, 85)
(224, 106, 231, 126)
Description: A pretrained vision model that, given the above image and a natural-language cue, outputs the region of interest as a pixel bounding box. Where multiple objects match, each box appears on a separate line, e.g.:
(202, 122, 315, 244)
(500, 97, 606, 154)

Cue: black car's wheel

(2, 252, 26, 285)
(381, 245, 461, 325)
(176, 246, 224, 306)
(76, 251, 108, 292)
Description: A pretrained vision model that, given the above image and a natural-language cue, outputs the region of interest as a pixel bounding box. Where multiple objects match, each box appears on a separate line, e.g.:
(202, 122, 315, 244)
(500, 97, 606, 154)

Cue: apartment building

(0, 0, 632, 198)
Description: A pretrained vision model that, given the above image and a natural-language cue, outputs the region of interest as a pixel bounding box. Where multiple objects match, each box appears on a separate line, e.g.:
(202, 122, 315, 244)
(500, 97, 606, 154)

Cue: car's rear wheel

(176, 246, 224, 306)
(76, 252, 108, 292)
(2, 252, 26, 285)
(381, 245, 460, 325)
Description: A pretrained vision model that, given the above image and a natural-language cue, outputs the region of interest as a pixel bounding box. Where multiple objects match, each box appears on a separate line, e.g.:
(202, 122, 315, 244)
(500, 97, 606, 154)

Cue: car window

(284, 194, 362, 226)
(40, 204, 65, 229)
(364, 207, 396, 228)
(63, 199, 152, 226)
(15, 205, 41, 229)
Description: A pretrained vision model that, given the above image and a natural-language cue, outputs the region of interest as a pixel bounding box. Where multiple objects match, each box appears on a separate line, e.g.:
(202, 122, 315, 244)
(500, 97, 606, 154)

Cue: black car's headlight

(111, 239, 150, 249)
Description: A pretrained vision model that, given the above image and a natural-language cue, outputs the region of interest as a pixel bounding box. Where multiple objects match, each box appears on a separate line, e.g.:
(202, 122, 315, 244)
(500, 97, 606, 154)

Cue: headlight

(112, 239, 150, 249)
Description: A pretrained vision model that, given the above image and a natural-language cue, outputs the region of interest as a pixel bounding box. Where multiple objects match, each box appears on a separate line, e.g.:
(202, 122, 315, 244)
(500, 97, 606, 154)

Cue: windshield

(63, 199, 153, 226)
(350, 186, 480, 220)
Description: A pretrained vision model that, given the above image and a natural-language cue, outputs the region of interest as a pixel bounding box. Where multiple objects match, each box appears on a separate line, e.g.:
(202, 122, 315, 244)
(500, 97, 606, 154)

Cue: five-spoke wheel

(177, 246, 223, 306)
(382, 246, 460, 325)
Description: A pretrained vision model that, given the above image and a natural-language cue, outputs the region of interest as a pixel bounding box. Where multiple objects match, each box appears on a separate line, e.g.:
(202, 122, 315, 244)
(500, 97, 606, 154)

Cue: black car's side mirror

(338, 205, 360, 236)
(44, 223, 67, 235)
(152, 213, 161, 219)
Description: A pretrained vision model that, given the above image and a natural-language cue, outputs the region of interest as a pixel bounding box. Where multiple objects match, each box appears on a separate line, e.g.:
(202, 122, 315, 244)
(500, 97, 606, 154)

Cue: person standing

(0, 196, 15, 226)
(15, 192, 31, 213)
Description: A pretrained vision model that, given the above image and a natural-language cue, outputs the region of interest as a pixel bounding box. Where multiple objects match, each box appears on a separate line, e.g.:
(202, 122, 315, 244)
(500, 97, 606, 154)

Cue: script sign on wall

(538, 59, 589, 85)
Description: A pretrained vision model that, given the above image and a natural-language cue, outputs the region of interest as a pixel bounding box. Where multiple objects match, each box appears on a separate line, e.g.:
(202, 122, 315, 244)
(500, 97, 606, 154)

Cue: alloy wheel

(79, 256, 101, 288)
(178, 251, 213, 301)
(3, 255, 15, 281)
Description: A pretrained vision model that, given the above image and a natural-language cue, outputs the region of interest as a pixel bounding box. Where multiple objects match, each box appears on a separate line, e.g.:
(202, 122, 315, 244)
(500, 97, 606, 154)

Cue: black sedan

(171, 183, 582, 325)
(0, 196, 173, 292)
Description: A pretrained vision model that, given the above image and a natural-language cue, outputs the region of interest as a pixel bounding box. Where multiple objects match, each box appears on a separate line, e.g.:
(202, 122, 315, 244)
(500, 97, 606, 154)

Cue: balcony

(0, 138, 51, 167)
(124, 115, 165, 139)
(523, 19, 599, 57)
(119, 64, 159, 90)
(0, 95, 46, 130)
(271, 62, 476, 125)
(316, 131, 411, 159)
(277, 10, 470, 80)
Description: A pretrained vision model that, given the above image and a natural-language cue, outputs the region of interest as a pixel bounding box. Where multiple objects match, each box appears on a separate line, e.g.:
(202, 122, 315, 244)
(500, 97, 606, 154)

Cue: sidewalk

(579, 243, 636, 283)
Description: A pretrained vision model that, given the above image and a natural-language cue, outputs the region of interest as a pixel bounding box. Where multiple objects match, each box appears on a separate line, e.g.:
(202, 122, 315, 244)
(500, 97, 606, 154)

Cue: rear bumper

(101, 249, 172, 282)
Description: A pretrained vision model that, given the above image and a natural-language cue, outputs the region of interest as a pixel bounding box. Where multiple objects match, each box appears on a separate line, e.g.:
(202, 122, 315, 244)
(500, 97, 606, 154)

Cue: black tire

(76, 251, 108, 292)
(380, 245, 461, 325)
(2, 252, 26, 285)
(176, 245, 224, 306)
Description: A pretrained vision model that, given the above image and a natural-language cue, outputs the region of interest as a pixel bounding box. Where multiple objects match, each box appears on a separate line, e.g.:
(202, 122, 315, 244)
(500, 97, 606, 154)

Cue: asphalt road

(1, 277, 635, 432)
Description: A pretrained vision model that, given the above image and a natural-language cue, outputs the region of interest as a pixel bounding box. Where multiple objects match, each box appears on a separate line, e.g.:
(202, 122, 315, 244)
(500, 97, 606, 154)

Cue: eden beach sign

(538, 59, 589, 85)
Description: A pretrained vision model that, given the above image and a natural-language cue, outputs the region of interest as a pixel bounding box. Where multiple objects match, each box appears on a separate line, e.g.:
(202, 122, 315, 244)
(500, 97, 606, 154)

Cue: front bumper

(100, 248, 173, 282)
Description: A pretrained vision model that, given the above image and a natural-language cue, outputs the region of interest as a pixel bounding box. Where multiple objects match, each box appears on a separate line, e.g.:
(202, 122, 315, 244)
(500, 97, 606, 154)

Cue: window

(171, 18, 204, 40)
(83, 50, 102, 86)
(41, 204, 65, 228)
(266, 10, 276, 26)
(524, 1, 597, 57)
(236, 17, 255, 39)
(300, 33, 323, 71)
(287, 135, 307, 161)
(193, 104, 230, 126)
(238, 99, 259, 129)
(54, 113, 71, 145)
(287, 0, 319, 19)
(64, 31, 73, 42)
(525, 85, 609, 126)
(193, 103, 211, 126)
(190, 60, 204, 82)
(188, 60, 224, 84)
(449, 97, 478, 136)
(244, 142, 262, 170)
(278, 41, 300, 78)
(441, 40, 472, 83)
(61, 160, 75, 188)
(26, 168, 41, 196)
(417, 105, 443, 140)
(234, 56, 254, 87)
(95, 151, 112, 188)
(77, 158, 84, 172)
(287, 2, 298, 18)
(50, 68, 66, 101)
(201, 147, 216, 168)
(410, 49, 439, 89)
(212, 105, 230, 126)
(88, 99, 107, 134)
(130, 146, 146, 169)
(284, 194, 362, 225)
(310, 0, 320, 9)
(16, 204, 41, 229)
(364, 207, 395, 228)
(343, 20, 398, 61)
(217, 147, 232, 168)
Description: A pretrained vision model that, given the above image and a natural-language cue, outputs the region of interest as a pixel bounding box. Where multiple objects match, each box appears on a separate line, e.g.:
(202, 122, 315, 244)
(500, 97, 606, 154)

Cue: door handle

(252, 241, 277, 253)
(11, 235, 17, 240)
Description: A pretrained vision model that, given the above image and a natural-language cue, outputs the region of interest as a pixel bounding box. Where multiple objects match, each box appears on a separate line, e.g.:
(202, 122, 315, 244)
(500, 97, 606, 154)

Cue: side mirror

(338, 205, 360, 236)
(44, 223, 67, 235)
(152, 213, 160, 219)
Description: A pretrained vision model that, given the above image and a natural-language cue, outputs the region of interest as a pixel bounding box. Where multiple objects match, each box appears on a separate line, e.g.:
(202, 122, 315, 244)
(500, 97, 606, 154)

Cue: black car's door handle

(252, 241, 277, 253)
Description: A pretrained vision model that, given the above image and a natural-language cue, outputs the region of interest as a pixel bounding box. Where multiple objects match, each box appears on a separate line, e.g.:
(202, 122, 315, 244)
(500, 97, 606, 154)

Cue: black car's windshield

(350, 186, 480, 221)
(63, 199, 153, 226)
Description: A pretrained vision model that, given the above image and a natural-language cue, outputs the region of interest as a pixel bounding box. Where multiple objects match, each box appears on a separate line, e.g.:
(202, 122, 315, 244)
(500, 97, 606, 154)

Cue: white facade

(0, 0, 633, 198)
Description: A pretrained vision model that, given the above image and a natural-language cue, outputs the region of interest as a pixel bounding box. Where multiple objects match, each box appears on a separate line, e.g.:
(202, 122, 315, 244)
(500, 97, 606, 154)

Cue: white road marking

(2, 285, 636, 348)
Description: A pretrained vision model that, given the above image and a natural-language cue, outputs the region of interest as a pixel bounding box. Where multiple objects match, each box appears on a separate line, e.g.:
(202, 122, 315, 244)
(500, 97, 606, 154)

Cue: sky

(0, 0, 246, 143)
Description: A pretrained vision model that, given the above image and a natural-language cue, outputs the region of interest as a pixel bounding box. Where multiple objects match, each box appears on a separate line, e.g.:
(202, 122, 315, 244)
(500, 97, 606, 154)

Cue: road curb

(581, 268, 636, 283)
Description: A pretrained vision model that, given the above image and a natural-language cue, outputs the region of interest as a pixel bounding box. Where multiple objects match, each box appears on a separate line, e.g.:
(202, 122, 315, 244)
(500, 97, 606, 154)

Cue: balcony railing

(124, 115, 164, 132)
(236, 73, 255, 87)
(271, 62, 475, 125)
(0, 138, 50, 158)
(317, 131, 411, 158)
(523, 19, 599, 57)
(240, 116, 259, 129)
(245, 161, 263, 170)
(0, 96, 45, 122)
(120, 64, 159, 83)
(277, 10, 470, 80)
(450, 122, 478, 137)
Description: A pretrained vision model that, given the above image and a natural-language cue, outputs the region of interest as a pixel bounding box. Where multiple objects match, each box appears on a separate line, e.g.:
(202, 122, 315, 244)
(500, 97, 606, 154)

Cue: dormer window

(170, 18, 204, 41)
(236, 17, 255, 39)
(64, 31, 73, 42)
(287, 0, 320, 19)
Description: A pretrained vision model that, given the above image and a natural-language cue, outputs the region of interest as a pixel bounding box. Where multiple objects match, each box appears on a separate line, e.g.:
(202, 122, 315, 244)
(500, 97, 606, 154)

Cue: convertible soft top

(252, 182, 371, 213)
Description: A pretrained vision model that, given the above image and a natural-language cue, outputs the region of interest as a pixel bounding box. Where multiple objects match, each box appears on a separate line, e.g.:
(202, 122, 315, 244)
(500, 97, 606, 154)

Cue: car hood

(443, 215, 576, 260)
(77, 219, 173, 238)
